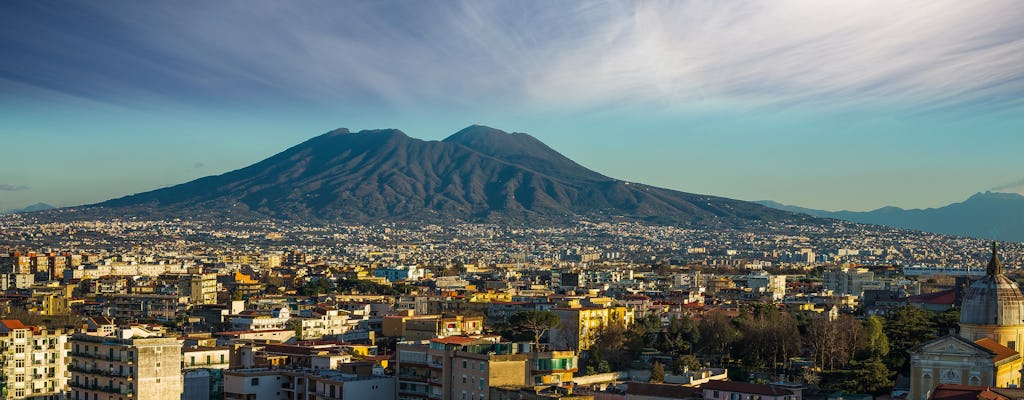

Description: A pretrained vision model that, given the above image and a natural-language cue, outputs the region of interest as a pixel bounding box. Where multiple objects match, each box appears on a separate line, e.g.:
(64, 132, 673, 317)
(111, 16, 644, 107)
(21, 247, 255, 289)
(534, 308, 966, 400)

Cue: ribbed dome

(960, 243, 1024, 326)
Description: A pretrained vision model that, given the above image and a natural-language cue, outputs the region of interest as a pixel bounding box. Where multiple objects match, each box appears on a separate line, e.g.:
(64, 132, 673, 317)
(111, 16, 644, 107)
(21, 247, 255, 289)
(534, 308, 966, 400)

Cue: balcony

(70, 352, 132, 363)
(68, 365, 130, 378)
(398, 374, 431, 383)
(69, 381, 133, 395)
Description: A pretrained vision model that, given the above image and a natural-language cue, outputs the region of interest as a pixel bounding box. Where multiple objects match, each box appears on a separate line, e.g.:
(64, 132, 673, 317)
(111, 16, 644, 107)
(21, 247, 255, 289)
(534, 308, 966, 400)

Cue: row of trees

(295, 278, 413, 296)
(577, 305, 958, 395)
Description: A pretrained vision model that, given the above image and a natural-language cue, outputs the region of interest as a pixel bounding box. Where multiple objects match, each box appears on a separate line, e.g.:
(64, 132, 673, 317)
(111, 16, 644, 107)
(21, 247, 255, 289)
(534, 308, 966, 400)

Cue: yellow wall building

(909, 244, 1024, 400)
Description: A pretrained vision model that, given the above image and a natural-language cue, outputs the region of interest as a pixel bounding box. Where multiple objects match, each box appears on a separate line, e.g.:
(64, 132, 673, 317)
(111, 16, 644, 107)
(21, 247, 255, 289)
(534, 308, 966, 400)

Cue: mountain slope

(757, 192, 1024, 241)
(2, 202, 55, 215)
(86, 126, 809, 225)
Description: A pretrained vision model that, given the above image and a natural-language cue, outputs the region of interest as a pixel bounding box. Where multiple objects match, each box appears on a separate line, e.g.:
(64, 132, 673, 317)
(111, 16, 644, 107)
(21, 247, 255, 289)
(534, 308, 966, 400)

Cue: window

(479, 362, 484, 371)
(462, 360, 467, 368)
(1010, 341, 1017, 351)
(251, 378, 260, 385)
(478, 378, 484, 390)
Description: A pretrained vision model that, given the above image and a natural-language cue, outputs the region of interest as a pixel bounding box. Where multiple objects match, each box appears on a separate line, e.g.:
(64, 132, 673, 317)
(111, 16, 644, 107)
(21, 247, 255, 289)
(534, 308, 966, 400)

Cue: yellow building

(909, 244, 1024, 400)
(27, 283, 79, 316)
(550, 306, 634, 351)
(468, 291, 514, 303)
(910, 336, 1021, 400)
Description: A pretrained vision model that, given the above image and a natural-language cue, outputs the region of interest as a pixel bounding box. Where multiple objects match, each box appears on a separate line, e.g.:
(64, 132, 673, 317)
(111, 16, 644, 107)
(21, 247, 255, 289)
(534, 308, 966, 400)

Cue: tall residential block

(0, 320, 70, 400)
(69, 325, 182, 400)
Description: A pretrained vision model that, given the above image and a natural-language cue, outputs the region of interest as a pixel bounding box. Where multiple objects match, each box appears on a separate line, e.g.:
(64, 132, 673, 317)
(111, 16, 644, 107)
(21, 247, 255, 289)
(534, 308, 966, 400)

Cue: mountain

(81, 125, 810, 226)
(757, 192, 1024, 241)
(3, 202, 56, 214)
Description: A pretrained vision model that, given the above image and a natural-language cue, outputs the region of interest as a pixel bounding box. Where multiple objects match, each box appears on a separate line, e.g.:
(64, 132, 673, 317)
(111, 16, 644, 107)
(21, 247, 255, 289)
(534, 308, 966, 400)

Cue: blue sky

(2, 0, 1023, 212)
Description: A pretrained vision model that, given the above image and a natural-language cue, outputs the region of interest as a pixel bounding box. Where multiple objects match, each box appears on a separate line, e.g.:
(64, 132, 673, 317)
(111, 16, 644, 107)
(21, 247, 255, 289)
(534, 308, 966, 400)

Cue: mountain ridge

(79, 125, 810, 226)
(756, 192, 1024, 241)
(2, 202, 56, 215)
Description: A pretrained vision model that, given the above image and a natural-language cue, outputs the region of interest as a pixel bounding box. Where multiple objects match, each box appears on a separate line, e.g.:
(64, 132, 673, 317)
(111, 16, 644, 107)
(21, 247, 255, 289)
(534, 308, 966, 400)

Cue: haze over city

(2, 0, 1024, 213)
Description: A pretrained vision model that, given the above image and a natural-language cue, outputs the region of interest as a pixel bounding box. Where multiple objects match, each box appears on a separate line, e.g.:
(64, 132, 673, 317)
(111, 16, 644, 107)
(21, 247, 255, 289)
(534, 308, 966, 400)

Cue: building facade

(69, 326, 183, 400)
(909, 244, 1024, 400)
(0, 320, 69, 400)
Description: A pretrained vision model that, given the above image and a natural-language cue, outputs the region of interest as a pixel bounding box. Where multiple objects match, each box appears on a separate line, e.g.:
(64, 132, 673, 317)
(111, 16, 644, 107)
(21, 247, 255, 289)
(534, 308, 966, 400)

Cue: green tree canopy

(509, 310, 561, 346)
(649, 361, 666, 383)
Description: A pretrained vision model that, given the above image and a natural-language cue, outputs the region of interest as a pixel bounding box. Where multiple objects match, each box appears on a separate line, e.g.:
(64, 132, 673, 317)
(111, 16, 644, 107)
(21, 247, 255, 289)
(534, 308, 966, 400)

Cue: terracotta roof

(702, 381, 795, 396)
(974, 338, 1018, 362)
(908, 290, 956, 305)
(0, 319, 31, 332)
(929, 384, 1008, 400)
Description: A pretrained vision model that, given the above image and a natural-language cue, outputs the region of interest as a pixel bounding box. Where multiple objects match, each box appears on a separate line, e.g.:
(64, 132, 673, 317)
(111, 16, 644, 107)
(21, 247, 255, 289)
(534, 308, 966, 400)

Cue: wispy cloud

(993, 178, 1024, 194)
(1, 0, 1021, 113)
(0, 184, 29, 191)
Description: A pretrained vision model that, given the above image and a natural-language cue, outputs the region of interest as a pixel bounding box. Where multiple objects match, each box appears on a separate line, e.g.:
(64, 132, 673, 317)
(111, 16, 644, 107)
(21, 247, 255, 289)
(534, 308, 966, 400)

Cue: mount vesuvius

(82, 125, 809, 226)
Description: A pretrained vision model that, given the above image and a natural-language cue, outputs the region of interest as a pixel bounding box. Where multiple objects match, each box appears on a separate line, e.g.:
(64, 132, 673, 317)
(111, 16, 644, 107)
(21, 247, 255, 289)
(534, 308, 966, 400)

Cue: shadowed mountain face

(89, 125, 808, 225)
(757, 192, 1024, 241)
(2, 202, 55, 215)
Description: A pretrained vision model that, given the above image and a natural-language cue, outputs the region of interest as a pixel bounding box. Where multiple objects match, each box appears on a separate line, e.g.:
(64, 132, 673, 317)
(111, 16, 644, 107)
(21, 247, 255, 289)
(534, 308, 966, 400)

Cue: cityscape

(2, 2, 1024, 400)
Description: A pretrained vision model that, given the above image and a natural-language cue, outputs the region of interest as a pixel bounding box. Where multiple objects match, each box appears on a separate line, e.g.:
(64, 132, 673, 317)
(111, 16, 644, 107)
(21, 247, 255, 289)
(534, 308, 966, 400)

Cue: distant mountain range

(757, 192, 1024, 242)
(73, 125, 810, 226)
(2, 202, 55, 215)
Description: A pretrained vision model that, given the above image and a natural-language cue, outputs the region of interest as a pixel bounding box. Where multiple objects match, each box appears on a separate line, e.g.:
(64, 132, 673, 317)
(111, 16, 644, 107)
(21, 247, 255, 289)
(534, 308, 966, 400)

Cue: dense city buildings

(1, 214, 1023, 400)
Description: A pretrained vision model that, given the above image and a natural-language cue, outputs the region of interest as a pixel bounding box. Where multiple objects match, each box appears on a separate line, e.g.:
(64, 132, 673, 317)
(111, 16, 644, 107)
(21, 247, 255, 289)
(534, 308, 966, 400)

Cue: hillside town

(1, 215, 1023, 400)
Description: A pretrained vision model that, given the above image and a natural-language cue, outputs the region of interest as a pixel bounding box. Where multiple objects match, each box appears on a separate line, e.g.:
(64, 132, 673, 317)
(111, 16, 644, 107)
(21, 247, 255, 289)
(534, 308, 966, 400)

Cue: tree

(697, 310, 741, 364)
(735, 308, 801, 370)
(583, 346, 611, 375)
(807, 314, 862, 371)
(672, 355, 702, 375)
(884, 305, 938, 373)
(594, 322, 631, 369)
(860, 315, 889, 360)
(649, 361, 666, 383)
(509, 310, 560, 347)
(845, 358, 893, 394)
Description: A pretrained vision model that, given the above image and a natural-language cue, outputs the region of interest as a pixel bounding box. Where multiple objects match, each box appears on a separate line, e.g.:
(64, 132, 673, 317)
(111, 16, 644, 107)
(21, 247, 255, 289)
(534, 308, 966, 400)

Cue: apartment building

(223, 363, 393, 400)
(0, 320, 69, 400)
(292, 309, 352, 340)
(549, 306, 633, 351)
(384, 313, 484, 340)
(182, 346, 231, 400)
(68, 325, 183, 400)
(396, 336, 579, 400)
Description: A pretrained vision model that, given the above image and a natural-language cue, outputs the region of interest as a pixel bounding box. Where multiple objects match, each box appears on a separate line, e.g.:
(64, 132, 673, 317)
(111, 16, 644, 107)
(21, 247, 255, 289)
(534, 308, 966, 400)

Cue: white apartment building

(0, 320, 70, 400)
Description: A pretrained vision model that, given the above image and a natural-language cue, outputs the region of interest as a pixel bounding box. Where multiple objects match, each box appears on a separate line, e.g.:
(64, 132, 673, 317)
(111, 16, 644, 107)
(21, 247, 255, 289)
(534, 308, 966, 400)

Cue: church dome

(960, 243, 1024, 326)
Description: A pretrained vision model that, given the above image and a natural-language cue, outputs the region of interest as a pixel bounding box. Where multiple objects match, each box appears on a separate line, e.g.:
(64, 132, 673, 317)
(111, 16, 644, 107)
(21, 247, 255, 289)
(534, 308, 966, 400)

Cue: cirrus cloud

(0, 184, 29, 191)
